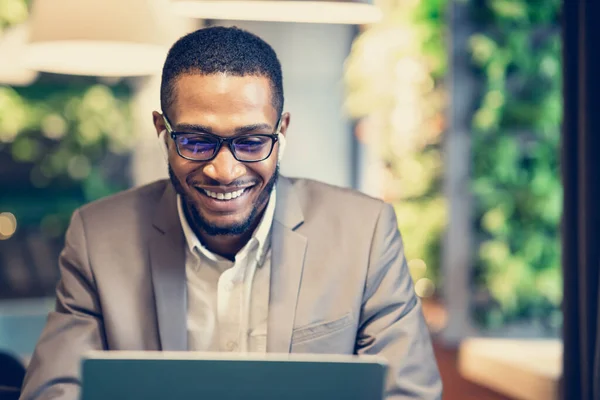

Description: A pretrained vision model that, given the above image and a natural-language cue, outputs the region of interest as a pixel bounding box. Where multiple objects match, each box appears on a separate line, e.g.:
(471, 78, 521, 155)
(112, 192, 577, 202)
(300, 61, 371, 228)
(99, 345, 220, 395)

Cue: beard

(169, 164, 279, 237)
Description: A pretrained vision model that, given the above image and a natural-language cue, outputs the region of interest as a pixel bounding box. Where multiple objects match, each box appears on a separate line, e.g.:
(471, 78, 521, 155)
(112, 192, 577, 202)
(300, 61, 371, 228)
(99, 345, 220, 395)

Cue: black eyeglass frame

(162, 112, 282, 163)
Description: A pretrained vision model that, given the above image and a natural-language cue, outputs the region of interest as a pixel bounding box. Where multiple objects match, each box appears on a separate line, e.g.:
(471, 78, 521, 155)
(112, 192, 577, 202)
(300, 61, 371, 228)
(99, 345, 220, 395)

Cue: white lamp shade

(171, 0, 382, 24)
(25, 0, 177, 77)
(0, 24, 38, 86)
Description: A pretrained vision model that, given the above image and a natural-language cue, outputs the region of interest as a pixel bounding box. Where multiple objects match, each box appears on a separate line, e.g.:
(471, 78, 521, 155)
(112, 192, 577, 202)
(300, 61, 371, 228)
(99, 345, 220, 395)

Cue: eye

(179, 136, 214, 146)
(177, 134, 218, 155)
(234, 136, 270, 147)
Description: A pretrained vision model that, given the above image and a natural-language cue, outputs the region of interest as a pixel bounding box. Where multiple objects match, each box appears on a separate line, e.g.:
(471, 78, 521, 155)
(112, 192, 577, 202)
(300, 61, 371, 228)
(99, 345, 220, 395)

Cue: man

(20, 27, 442, 399)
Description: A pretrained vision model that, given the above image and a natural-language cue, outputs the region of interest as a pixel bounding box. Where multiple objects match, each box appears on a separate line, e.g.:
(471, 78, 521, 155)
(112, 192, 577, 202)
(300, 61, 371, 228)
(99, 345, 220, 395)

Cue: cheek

(169, 156, 197, 185)
(252, 162, 276, 185)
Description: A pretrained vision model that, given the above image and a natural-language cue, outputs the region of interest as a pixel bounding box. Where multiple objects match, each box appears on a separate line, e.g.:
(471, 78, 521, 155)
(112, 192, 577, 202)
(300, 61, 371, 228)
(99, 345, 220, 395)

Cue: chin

(196, 205, 250, 223)
(194, 208, 256, 236)
(204, 216, 248, 230)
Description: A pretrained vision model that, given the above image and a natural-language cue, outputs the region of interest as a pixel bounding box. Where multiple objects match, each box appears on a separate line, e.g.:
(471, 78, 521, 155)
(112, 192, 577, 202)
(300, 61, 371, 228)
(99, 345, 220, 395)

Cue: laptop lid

(81, 351, 388, 400)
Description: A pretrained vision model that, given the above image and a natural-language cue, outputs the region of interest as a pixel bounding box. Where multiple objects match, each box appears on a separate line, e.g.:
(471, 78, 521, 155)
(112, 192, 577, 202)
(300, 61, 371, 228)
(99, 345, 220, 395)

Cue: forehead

(169, 73, 277, 126)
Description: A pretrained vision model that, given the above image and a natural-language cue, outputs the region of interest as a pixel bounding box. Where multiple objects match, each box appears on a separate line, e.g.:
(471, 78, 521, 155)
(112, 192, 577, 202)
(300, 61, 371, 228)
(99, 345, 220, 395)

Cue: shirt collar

(177, 188, 277, 263)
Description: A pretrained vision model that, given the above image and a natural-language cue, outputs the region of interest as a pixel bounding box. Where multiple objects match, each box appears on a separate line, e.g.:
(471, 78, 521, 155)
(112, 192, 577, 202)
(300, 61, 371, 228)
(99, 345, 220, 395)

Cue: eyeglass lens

(175, 134, 274, 161)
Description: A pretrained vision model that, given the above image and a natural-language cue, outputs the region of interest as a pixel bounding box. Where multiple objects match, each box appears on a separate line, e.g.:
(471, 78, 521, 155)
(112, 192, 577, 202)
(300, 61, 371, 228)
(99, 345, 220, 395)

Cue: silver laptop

(81, 351, 388, 400)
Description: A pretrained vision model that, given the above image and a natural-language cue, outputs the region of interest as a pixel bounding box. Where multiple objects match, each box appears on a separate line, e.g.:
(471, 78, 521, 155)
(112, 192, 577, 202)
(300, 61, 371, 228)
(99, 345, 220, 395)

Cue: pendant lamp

(0, 24, 38, 86)
(170, 0, 382, 24)
(25, 0, 177, 77)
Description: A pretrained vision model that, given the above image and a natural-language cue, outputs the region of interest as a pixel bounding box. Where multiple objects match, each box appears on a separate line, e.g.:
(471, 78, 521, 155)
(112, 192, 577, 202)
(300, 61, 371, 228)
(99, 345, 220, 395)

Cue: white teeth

(231, 189, 244, 198)
(202, 188, 246, 200)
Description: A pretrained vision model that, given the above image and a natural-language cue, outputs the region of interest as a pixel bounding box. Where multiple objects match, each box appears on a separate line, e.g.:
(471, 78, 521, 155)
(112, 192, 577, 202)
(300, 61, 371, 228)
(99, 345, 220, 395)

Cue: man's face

(153, 73, 289, 236)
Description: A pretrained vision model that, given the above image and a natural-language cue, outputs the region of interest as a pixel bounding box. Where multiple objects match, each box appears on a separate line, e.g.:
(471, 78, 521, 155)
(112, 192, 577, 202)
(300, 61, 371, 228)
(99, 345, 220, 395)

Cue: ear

(278, 112, 291, 137)
(152, 111, 167, 138)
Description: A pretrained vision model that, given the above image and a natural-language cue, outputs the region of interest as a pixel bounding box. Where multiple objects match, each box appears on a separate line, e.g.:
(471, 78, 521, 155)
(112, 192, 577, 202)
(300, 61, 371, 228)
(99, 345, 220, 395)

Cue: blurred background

(0, 0, 563, 399)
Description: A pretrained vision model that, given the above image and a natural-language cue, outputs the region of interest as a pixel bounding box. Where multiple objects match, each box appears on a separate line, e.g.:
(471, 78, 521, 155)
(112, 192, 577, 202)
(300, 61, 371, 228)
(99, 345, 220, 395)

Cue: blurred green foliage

(468, 0, 562, 331)
(0, 0, 28, 32)
(346, 0, 562, 331)
(0, 2, 134, 236)
(0, 83, 134, 228)
(344, 0, 447, 287)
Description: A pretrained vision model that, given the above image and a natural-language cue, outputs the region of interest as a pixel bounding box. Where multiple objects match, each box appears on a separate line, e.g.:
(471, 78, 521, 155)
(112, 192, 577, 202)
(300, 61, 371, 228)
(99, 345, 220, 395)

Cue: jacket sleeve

(355, 203, 443, 399)
(20, 209, 106, 400)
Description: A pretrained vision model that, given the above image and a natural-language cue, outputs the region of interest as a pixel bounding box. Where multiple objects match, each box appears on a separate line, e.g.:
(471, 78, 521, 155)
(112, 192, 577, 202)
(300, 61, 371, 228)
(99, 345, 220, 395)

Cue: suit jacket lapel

(268, 177, 307, 353)
(148, 178, 306, 353)
(149, 183, 187, 351)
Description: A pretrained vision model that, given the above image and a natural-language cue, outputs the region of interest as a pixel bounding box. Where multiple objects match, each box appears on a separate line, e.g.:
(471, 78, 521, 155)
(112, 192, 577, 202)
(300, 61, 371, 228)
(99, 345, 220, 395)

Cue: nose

(202, 145, 246, 185)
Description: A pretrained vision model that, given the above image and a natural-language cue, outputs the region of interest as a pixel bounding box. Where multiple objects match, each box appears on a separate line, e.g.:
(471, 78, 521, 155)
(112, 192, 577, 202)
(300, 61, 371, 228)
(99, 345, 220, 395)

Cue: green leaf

(489, 0, 527, 20)
(469, 34, 498, 66)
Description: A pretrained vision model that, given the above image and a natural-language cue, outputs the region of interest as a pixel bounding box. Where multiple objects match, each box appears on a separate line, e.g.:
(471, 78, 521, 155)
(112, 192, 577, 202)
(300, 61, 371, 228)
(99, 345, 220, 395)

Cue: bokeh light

(415, 277, 436, 298)
(408, 258, 427, 280)
(0, 212, 17, 240)
(41, 113, 68, 139)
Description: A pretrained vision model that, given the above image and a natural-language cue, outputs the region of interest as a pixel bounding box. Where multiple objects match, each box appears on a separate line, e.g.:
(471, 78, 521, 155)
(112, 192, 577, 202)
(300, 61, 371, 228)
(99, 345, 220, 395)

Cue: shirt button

(226, 341, 238, 351)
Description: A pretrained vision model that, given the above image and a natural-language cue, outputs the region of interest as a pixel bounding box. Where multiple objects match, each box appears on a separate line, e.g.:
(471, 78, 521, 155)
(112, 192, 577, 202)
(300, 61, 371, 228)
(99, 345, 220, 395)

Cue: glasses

(162, 113, 281, 163)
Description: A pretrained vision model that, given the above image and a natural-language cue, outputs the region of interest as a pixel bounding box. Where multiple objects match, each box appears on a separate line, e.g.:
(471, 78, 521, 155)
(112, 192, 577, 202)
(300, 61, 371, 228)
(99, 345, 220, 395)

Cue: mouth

(194, 185, 254, 202)
(190, 184, 256, 213)
(196, 186, 253, 201)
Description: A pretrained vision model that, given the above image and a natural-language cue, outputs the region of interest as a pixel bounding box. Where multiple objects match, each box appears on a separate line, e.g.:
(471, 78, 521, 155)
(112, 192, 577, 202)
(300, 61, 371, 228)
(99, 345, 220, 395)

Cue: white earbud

(277, 133, 286, 163)
(158, 129, 169, 163)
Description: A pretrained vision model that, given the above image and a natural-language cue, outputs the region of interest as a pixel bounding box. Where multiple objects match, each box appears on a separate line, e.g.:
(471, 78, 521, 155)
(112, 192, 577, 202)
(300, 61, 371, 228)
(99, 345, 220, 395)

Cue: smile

(198, 187, 251, 201)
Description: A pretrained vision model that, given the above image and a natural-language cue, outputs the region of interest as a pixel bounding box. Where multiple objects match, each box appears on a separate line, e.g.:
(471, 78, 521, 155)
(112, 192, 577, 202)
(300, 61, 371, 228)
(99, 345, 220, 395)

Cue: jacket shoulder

(288, 177, 387, 220)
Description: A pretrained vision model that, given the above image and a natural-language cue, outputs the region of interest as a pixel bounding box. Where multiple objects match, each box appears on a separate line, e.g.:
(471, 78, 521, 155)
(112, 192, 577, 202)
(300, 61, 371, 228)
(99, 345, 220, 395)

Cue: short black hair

(160, 26, 284, 118)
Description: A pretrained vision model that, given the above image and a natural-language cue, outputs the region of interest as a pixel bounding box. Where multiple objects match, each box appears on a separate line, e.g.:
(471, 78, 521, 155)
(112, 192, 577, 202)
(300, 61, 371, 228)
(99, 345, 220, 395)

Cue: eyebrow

(175, 122, 274, 135)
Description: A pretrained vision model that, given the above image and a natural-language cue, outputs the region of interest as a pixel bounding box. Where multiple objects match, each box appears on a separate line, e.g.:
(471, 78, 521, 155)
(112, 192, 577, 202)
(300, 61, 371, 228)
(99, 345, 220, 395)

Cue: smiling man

(20, 27, 442, 399)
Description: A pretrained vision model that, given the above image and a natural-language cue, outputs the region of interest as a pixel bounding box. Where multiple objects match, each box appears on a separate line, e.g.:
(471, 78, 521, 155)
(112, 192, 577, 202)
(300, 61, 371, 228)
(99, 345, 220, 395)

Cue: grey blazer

(20, 177, 442, 399)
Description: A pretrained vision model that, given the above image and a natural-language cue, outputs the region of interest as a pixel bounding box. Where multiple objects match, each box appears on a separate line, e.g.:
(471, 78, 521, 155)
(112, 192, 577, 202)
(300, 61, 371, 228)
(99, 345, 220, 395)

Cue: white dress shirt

(178, 190, 275, 353)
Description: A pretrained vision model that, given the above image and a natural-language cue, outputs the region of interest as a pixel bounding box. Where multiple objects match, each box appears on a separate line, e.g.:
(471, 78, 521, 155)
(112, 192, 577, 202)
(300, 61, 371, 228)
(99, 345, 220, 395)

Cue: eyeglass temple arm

(162, 113, 174, 133)
(274, 115, 284, 138)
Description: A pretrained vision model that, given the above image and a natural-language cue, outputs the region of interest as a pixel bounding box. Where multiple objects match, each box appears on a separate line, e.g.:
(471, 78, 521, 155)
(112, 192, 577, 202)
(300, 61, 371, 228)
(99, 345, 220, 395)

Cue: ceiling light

(171, 0, 382, 24)
(25, 0, 177, 77)
(0, 24, 38, 86)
